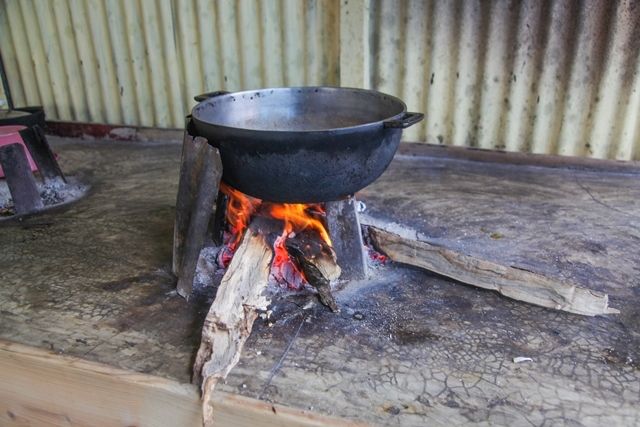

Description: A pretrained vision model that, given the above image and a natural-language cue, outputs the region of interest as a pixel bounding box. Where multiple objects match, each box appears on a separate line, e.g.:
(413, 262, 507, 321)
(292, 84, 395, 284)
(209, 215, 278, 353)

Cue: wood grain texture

(193, 228, 273, 425)
(368, 226, 617, 316)
(0, 340, 362, 427)
(0, 340, 202, 427)
(207, 393, 368, 427)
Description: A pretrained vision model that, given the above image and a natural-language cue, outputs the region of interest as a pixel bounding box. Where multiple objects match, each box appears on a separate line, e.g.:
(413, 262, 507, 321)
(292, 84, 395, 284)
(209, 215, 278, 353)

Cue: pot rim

(191, 86, 409, 135)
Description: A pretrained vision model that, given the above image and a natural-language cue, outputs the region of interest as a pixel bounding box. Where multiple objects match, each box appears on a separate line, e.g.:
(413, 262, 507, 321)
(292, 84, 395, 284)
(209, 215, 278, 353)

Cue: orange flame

(218, 183, 332, 289)
(220, 182, 261, 250)
(266, 203, 331, 246)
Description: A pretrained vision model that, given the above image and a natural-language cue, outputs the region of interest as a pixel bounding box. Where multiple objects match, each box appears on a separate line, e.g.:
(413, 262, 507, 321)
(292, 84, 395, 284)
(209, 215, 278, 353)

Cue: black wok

(191, 87, 423, 203)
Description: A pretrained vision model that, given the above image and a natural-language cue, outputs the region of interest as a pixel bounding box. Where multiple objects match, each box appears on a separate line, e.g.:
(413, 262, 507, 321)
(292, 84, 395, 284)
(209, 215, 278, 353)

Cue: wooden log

(367, 226, 619, 316)
(286, 229, 342, 312)
(193, 225, 273, 426)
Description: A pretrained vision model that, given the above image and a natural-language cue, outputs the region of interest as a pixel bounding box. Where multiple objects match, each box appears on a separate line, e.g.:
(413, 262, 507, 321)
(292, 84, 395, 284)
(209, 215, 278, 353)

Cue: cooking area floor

(1, 136, 639, 426)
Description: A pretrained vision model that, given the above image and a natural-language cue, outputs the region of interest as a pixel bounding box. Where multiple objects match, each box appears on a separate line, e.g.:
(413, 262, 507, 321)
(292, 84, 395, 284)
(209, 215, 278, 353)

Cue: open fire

(218, 182, 335, 290)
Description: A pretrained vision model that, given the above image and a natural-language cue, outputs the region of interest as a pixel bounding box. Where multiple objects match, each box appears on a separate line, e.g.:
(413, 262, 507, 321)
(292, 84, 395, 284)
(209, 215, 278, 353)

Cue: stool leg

(0, 143, 43, 215)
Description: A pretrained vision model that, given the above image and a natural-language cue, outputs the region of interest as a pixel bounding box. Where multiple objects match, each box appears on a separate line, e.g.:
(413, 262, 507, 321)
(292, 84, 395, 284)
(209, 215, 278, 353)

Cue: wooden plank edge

(209, 392, 368, 427)
(366, 225, 619, 317)
(0, 340, 364, 427)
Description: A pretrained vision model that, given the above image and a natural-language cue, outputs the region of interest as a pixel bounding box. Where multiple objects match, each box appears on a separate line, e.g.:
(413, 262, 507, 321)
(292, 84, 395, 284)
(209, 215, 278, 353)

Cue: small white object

(513, 357, 533, 364)
(256, 350, 262, 355)
(357, 201, 367, 213)
(242, 384, 247, 389)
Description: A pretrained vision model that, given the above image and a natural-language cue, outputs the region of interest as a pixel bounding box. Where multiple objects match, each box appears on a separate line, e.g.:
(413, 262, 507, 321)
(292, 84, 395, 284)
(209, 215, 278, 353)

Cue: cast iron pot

(191, 87, 423, 203)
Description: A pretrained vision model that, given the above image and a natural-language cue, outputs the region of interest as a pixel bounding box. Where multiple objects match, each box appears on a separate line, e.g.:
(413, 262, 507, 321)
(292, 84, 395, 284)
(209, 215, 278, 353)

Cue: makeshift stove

(172, 87, 423, 304)
(172, 122, 369, 312)
(170, 87, 423, 419)
(0, 108, 87, 219)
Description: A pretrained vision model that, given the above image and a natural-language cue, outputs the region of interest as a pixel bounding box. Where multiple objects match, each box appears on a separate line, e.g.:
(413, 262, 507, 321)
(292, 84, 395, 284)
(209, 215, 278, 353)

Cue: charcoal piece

(0, 143, 43, 215)
(285, 229, 341, 312)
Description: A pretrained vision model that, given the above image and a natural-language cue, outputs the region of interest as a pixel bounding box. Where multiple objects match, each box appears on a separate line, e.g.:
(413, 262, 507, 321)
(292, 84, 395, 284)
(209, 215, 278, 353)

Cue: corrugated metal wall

(1, 0, 639, 160)
(0, 0, 339, 128)
(368, 0, 640, 160)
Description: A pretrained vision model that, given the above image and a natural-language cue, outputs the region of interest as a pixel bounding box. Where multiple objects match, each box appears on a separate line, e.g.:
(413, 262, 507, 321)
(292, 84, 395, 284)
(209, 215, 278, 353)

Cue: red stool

(0, 125, 38, 178)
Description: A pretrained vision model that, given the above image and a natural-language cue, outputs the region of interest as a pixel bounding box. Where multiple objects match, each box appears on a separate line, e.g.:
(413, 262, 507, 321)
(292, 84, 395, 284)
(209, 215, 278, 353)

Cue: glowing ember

(368, 249, 388, 264)
(219, 183, 332, 288)
(271, 229, 306, 289)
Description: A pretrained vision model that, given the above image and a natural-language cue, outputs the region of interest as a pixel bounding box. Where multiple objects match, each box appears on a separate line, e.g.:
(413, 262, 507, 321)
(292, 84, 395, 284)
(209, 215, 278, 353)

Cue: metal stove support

(172, 131, 222, 299)
(0, 143, 43, 214)
(0, 125, 67, 217)
(19, 125, 65, 183)
(325, 197, 368, 280)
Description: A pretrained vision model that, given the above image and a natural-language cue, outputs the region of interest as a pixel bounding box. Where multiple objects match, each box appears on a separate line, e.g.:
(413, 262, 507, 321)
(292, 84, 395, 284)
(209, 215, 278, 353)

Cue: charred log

(285, 229, 341, 312)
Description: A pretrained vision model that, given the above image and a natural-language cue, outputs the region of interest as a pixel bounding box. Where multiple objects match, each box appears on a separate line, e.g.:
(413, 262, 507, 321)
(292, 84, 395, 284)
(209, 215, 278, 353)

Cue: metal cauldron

(191, 87, 423, 203)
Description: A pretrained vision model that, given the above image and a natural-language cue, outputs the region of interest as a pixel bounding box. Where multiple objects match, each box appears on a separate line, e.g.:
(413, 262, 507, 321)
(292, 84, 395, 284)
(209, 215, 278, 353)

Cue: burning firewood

(192, 212, 343, 424)
(193, 224, 273, 425)
(285, 229, 341, 312)
(216, 182, 343, 309)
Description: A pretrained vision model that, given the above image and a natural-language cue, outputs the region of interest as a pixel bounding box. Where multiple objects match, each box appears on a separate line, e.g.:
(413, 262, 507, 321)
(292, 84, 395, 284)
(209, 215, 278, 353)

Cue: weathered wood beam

(0, 340, 201, 426)
(367, 226, 619, 316)
(0, 340, 362, 427)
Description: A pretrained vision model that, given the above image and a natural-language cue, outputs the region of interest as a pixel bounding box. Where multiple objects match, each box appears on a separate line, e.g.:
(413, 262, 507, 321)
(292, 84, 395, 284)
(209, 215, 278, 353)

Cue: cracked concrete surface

(219, 146, 640, 426)
(221, 264, 639, 426)
(0, 138, 209, 382)
(1, 138, 639, 426)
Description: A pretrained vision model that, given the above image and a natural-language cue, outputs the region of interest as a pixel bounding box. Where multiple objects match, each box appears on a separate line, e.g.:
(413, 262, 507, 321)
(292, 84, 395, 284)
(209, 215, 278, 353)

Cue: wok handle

(383, 112, 424, 129)
(194, 90, 230, 102)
